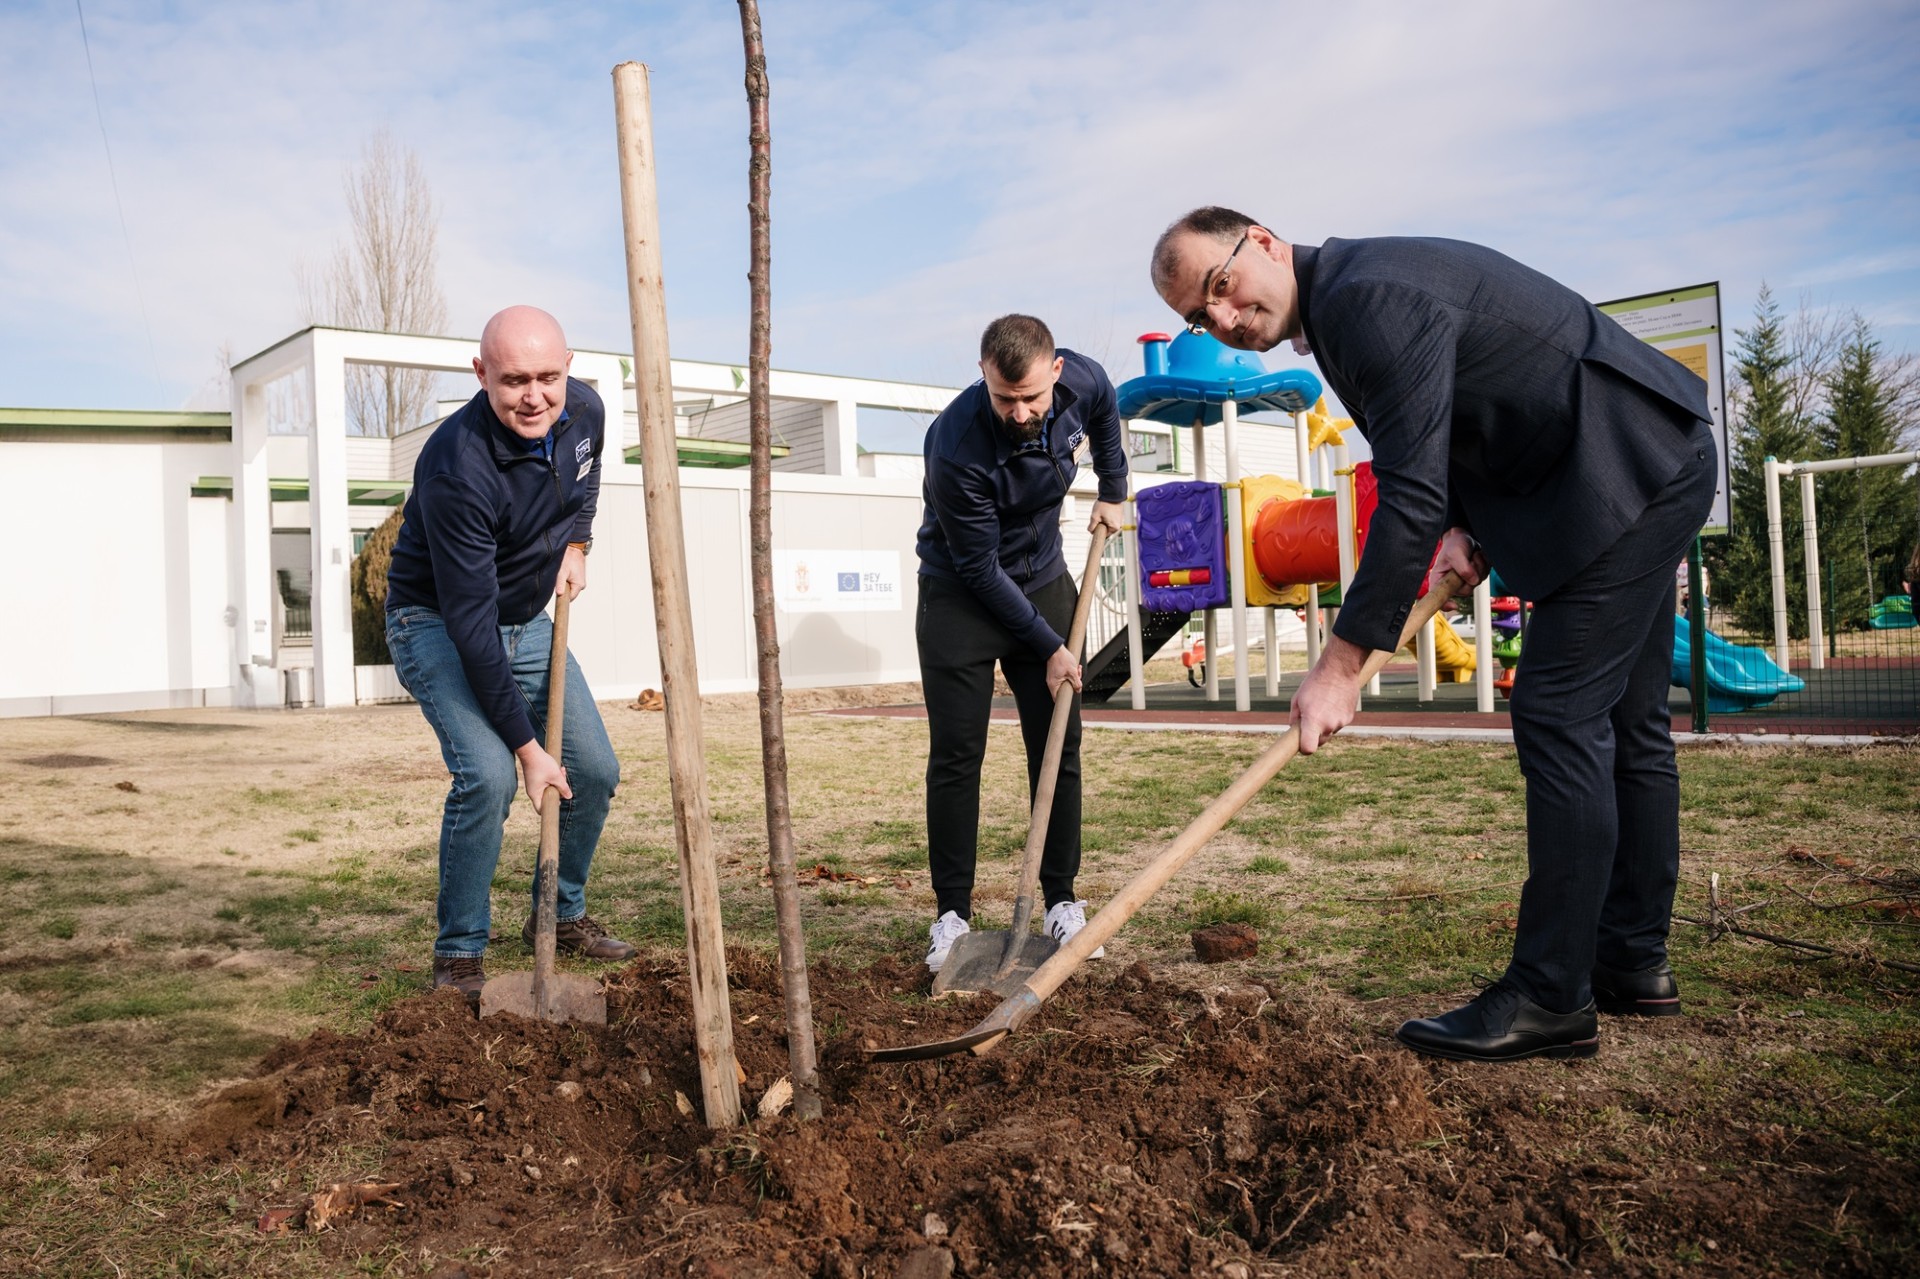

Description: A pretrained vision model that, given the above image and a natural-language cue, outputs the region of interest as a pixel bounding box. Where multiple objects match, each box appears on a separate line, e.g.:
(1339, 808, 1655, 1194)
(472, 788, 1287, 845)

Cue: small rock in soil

(555, 1081, 582, 1101)
(1191, 923, 1258, 963)
(896, 1245, 955, 1279)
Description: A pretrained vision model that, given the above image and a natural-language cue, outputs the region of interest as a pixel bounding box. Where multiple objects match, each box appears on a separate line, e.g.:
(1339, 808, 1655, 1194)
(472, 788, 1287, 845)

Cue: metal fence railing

(1693, 611, 1918, 735)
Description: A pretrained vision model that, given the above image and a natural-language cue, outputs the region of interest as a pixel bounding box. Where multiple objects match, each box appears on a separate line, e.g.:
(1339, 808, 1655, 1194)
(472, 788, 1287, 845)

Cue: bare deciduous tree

(1726, 291, 1920, 452)
(739, 0, 820, 1120)
(299, 130, 447, 437)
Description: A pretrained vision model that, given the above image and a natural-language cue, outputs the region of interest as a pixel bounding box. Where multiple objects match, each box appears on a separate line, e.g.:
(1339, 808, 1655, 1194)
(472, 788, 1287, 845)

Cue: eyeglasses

(1184, 230, 1252, 335)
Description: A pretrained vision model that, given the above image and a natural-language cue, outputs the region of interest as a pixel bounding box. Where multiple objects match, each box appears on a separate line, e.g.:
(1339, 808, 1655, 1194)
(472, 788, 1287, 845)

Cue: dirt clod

(1191, 921, 1258, 962)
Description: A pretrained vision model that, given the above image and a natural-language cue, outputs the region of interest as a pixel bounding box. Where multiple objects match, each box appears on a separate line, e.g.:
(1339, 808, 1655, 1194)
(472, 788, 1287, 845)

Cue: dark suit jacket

(1293, 237, 1711, 654)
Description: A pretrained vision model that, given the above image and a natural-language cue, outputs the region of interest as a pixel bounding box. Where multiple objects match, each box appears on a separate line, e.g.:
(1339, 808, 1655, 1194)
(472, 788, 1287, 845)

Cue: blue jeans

(386, 606, 620, 958)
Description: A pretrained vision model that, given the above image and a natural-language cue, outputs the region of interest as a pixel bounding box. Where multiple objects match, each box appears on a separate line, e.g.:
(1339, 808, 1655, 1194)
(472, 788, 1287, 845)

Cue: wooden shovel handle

(977, 570, 1466, 1046)
(530, 590, 571, 1018)
(997, 527, 1110, 969)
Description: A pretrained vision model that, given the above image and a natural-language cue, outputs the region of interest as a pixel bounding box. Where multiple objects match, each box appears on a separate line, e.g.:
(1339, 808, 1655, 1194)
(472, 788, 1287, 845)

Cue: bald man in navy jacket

(1154, 211, 1715, 1063)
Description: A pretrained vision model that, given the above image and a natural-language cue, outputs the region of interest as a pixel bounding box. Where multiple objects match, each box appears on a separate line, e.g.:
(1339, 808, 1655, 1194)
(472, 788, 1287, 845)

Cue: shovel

(873, 570, 1466, 1060)
(480, 589, 609, 1025)
(933, 529, 1109, 997)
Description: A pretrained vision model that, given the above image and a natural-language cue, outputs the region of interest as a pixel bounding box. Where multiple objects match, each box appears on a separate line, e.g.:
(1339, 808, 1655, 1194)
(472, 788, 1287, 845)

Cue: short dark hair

(1150, 206, 1260, 294)
(979, 314, 1055, 382)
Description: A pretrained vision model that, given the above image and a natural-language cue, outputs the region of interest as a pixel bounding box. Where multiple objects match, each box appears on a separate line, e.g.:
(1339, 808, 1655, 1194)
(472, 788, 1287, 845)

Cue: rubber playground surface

(830, 657, 1920, 739)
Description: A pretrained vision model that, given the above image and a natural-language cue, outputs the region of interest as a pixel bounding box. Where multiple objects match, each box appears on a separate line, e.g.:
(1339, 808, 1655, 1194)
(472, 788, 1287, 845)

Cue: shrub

(351, 509, 404, 665)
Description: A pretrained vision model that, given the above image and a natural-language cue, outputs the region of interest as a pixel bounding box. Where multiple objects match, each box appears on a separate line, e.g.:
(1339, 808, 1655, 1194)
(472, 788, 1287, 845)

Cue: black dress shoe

(1591, 959, 1681, 1017)
(1396, 979, 1598, 1063)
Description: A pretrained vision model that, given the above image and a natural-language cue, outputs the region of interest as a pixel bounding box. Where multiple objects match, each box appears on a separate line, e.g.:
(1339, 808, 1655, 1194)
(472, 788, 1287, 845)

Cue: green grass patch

(2, 711, 1916, 1273)
(1181, 888, 1275, 930)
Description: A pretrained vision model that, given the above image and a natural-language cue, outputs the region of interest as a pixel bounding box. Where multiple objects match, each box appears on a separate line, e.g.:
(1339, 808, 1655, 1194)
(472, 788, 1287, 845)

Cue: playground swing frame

(1762, 448, 1920, 672)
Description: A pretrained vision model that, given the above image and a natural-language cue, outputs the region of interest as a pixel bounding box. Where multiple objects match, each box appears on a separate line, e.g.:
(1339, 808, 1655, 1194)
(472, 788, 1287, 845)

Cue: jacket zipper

(541, 429, 565, 557)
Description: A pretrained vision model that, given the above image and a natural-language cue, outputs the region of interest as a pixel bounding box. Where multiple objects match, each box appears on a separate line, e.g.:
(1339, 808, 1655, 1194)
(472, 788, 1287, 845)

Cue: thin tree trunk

(739, 0, 820, 1120)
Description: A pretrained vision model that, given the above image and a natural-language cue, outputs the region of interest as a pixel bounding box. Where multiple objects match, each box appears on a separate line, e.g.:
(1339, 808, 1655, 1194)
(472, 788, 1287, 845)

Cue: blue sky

(3, 0, 1916, 431)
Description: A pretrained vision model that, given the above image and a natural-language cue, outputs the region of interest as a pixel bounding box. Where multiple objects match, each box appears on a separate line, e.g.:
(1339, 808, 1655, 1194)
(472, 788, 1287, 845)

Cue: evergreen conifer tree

(1716, 286, 1815, 636)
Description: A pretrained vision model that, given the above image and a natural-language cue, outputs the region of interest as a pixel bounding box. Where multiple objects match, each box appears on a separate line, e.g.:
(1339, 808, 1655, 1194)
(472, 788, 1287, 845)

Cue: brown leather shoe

(431, 955, 487, 1005)
(522, 913, 636, 961)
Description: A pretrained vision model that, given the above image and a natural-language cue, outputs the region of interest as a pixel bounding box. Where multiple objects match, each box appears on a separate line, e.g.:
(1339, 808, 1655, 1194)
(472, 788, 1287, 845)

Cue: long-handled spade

(480, 590, 609, 1025)
(933, 528, 1109, 998)
(872, 570, 1466, 1061)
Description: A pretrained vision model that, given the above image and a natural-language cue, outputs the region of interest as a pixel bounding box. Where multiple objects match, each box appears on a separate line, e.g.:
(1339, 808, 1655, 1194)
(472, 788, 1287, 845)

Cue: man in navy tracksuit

(385, 306, 632, 1005)
(915, 314, 1129, 972)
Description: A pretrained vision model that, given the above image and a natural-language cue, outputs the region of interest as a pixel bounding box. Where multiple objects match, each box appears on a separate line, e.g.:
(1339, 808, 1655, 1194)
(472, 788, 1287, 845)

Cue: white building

(0, 327, 1307, 718)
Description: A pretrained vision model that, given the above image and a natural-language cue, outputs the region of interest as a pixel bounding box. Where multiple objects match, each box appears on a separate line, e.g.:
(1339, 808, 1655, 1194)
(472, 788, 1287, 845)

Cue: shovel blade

(866, 1024, 1009, 1062)
(478, 970, 608, 1025)
(930, 930, 1058, 998)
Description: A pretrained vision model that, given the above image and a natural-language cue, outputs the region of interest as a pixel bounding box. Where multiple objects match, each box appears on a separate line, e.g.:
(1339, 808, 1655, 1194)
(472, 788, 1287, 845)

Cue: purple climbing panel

(1136, 481, 1228, 612)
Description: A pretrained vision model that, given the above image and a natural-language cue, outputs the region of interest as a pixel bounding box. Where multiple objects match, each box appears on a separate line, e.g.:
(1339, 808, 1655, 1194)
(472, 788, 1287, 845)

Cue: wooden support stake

(612, 60, 743, 1128)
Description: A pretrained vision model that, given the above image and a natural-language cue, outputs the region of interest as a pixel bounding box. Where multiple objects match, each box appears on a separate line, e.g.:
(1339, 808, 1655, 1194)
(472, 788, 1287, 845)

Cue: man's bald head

(474, 306, 573, 439)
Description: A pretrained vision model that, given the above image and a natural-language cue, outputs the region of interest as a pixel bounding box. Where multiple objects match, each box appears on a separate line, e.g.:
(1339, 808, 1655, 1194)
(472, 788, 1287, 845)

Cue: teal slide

(1670, 624, 1806, 713)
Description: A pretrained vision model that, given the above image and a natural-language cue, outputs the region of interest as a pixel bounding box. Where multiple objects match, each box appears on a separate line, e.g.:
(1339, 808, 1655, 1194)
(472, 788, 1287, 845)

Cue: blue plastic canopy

(1116, 331, 1323, 427)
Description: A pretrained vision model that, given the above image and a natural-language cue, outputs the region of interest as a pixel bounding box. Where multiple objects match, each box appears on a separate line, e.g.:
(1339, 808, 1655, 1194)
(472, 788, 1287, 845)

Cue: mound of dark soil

(93, 951, 1918, 1276)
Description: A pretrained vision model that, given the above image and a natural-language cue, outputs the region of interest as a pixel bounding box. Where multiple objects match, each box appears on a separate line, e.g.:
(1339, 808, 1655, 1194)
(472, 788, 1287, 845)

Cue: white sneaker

(1045, 900, 1104, 959)
(925, 910, 970, 973)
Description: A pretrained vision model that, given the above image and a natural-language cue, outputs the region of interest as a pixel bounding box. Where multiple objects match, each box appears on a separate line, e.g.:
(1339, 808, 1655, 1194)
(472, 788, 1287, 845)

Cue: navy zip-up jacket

(916, 349, 1128, 656)
(386, 377, 604, 749)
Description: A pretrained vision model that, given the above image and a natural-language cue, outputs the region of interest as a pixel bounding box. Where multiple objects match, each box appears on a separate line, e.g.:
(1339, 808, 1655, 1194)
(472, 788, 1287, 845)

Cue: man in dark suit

(1151, 209, 1717, 1062)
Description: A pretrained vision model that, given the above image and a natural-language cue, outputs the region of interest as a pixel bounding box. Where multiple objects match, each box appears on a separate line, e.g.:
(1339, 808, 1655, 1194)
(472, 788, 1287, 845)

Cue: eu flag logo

(837, 572, 860, 593)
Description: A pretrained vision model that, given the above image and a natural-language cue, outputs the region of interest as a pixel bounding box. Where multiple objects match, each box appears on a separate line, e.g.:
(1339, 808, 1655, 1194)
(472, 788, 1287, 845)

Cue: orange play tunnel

(1246, 464, 1378, 596)
(1252, 495, 1341, 585)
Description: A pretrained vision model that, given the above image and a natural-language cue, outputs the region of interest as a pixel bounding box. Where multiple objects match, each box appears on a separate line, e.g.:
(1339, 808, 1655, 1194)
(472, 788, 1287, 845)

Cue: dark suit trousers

(1505, 419, 1717, 1012)
(917, 572, 1082, 921)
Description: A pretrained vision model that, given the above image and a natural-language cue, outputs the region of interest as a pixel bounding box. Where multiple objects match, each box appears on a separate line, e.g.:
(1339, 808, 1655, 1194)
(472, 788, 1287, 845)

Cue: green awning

(191, 477, 412, 506)
(622, 437, 791, 469)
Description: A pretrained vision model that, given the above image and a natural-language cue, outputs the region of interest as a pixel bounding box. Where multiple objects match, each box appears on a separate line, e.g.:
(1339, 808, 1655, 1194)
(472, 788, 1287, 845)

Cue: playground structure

(1763, 447, 1920, 671)
(1488, 595, 1523, 698)
(1671, 623, 1805, 713)
(1871, 595, 1915, 629)
(1474, 577, 1810, 715)
(1096, 331, 1497, 713)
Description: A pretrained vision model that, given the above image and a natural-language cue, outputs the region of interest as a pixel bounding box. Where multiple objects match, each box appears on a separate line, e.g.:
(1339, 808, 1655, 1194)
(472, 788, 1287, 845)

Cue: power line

(75, 0, 164, 401)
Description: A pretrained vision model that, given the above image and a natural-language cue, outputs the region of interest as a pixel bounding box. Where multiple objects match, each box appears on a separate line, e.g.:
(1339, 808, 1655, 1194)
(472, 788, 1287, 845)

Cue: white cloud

(0, 0, 1914, 412)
